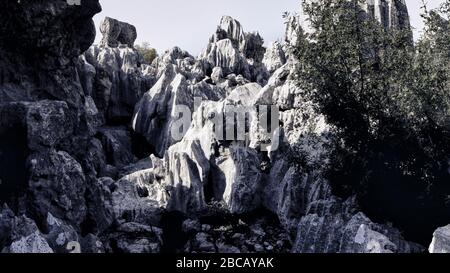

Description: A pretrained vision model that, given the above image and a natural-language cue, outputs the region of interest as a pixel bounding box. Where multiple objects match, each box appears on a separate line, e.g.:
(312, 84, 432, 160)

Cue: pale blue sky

(93, 0, 444, 55)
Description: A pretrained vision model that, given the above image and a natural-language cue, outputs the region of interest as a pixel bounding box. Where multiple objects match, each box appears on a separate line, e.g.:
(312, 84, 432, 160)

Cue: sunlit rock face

(429, 225, 450, 253)
(199, 15, 269, 85)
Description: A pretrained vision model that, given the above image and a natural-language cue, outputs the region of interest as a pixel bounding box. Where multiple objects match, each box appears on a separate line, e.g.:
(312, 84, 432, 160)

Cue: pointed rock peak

(219, 15, 244, 33)
(284, 13, 301, 46)
(212, 15, 246, 46)
(220, 15, 239, 24)
(208, 15, 266, 61)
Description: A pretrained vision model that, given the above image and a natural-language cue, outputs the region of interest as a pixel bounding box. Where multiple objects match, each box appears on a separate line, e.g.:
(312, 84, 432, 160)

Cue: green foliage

(294, 0, 450, 240)
(136, 42, 158, 64)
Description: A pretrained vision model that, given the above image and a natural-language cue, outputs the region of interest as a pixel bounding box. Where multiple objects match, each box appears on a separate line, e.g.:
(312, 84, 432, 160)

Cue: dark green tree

(136, 42, 158, 64)
(294, 0, 450, 243)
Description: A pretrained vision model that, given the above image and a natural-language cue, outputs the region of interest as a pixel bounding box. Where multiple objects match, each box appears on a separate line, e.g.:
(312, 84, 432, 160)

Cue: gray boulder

(111, 167, 168, 226)
(44, 213, 79, 253)
(5, 232, 53, 254)
(27, 150, 87, 227)
(0, 101, 73, 151)
(429, 225, 450, 253)
(1, 211, 53, 253)
(161, 94, 263, 214)
(210, 16, 265, 62)
(100, 17, 137, 48)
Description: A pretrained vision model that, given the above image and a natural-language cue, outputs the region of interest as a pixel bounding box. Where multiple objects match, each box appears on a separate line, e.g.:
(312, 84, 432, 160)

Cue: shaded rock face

(106, 222, 163, 253)
(28, 150, 87, 227)
(98, 127, 137, 167)
(0, 0, 101, 68)
(45, 213, 80, 253)
(111, 166, 167, 226)
(0, 1, 428, 254)
(3, 216, 54, 253)
(82, 16, 157, 124)
(181, 210, 291, 253)
(0, 206, 53, 253)
(0, 0, 102, 212)
(0, 0, 114, 253)
(0, 0, 101, 104)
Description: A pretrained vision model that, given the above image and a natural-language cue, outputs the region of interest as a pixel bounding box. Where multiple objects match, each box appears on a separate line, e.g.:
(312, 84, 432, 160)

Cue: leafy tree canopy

(294, 0, 450, 243)
(136, 42, 158, 64)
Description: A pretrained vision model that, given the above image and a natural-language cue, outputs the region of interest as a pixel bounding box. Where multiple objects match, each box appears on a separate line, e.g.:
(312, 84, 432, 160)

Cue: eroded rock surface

(100, 17, 137, 48)
(429, 225, 450, 253)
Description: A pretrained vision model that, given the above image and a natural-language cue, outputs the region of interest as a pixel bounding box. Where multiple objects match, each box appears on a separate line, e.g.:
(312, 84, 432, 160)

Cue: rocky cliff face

(362, 0, 411, 29)
(0, 0, 433, 253)
(0, 0, 114, 253)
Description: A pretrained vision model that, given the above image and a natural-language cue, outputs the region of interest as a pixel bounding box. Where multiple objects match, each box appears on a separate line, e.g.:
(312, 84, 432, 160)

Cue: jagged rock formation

(199, 15, 269, 85)
(263, 42, 287, 74)
(110, 12, 422, 253)
(100, 17, 138, 48)
(84, 43, 155, 123)
(0, 0, 430, 253)
(362, 0, 411, 30)
(0, 0, 114, 253)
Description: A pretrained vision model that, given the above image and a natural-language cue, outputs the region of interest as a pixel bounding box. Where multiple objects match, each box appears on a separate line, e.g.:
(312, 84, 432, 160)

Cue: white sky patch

(93, 0, 445, 54)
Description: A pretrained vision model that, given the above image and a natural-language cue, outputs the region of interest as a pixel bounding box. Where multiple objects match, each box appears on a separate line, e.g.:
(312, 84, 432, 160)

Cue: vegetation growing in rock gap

(135, 42, 158, 64)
